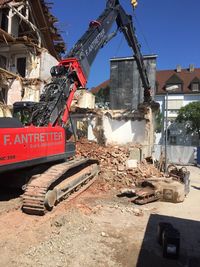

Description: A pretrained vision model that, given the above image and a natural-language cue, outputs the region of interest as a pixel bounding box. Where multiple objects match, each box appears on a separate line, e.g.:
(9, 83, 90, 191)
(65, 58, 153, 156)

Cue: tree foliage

(95, 86, 110, 107)
(176, 101, 200, 141)
(155, 110, 163, 133)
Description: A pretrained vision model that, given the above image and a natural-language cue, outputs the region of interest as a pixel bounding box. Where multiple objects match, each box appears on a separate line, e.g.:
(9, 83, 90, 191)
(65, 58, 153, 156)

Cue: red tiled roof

(156, 68, 200, 94)
(91, 67, 200, 96)
(90, 79, 110, 94)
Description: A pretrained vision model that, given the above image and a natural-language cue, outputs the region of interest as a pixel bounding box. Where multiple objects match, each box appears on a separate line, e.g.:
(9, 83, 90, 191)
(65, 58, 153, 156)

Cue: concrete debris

(126, 159, 138, 169)
(76, 138, 163, 190)
(77, 139, 189, 205)
(133, 208, 143, 216)
(101, 232, 109, 237)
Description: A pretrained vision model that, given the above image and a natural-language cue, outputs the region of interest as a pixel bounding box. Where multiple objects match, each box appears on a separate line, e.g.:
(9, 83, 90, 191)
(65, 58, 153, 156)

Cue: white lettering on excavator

(3, 132, 63, 146)
(3, 135, 11, 145)
(85, 29, 105, 57)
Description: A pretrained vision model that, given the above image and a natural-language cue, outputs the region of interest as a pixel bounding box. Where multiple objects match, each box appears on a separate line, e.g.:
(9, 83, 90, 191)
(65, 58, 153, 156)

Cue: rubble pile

(76, 139, 163, 189)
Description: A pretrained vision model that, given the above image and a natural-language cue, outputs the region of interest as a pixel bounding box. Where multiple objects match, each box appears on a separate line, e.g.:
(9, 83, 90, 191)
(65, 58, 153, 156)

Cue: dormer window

(165, 74, 183, 93)
(191, 83, 199, 92)
(190, 77, 200, 92)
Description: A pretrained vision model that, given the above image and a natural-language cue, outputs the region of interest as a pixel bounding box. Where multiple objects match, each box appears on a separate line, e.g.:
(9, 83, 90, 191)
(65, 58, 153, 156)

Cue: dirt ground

(0, 165, 200, 267)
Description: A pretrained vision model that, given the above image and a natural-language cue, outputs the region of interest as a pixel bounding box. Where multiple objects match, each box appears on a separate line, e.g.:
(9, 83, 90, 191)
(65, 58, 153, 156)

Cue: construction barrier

(153, 145, 196, 165)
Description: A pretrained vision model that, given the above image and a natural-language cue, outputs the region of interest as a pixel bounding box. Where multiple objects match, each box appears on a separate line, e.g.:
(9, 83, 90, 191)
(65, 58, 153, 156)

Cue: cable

(113, 34, 124, 57)
(133, 13, 152, 54)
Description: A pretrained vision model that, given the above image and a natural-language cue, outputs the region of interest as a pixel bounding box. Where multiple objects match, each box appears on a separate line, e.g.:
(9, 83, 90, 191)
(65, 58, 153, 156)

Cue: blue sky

(51, 0, 200, 88)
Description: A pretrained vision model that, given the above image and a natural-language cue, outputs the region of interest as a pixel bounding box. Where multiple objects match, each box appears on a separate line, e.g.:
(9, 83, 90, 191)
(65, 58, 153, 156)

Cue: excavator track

(22, 158, 99, 215)
(133, 188, 161, 205)
(134, 193, 161, 205)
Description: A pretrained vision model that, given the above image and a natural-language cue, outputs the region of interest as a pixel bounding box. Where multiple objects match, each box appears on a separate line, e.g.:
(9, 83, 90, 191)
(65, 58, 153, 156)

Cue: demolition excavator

(0, 0, 152, 215)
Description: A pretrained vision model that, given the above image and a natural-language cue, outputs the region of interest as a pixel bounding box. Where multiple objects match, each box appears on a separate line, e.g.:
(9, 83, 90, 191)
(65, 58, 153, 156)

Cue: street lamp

(164, 85, 179, 173)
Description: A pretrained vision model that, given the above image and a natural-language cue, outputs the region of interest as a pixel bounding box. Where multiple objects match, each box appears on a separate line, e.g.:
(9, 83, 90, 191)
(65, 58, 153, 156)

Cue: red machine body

(0, 57, 85, 174)
(0, 126, 66, 172)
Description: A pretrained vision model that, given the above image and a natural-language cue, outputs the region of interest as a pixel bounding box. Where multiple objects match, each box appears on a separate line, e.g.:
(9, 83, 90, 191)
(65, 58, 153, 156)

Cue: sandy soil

(0, 166, 199, 267)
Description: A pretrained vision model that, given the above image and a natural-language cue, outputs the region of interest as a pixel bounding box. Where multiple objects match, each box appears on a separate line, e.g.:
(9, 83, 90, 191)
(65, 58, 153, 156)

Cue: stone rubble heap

(76, 139, 163, 189)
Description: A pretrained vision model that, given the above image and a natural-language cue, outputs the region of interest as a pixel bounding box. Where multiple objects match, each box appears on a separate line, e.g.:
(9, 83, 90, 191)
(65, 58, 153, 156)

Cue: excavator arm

(30, 0, 151, 127)
(67, 0, 149, 91)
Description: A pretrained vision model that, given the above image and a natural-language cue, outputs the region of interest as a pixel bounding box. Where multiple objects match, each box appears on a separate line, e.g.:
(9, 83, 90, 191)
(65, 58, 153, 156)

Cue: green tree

(155, 110, 163, 133)
(176, 101, 200, 143)
(95, 86, 110, 106)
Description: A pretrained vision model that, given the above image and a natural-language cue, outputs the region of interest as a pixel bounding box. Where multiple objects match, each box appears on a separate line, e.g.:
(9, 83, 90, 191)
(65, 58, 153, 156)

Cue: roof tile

(156, 68, 200, 94)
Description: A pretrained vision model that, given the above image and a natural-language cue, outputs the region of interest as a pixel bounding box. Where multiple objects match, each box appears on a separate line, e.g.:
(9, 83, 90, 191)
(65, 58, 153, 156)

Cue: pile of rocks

(76, 139, 163, 189)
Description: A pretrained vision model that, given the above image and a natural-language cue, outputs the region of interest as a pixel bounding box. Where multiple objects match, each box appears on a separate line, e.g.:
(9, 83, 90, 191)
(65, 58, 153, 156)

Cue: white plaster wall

(27, 54, 40, 79)
(7, 79, 22, 105)
(103, 116, 146, 145)
(155, 132, 162, 145)
(40, 50, 58, 81)
(22, 83, 42, 102)
(88, 118, 97, 141)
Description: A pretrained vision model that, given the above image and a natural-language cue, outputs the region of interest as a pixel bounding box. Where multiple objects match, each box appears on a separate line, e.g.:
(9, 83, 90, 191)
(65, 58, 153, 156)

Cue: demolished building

(72, 55, 158, 158)
(0, 0, 65, 108)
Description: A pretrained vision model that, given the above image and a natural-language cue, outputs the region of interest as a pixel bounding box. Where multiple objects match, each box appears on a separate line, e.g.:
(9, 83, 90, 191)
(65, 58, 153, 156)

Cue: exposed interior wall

(0, 49, 57, 105)
(0, 0, 61, 108)
(40, 50, 58, 81)
(27, 54, 40, 79)
(103, 117, 146, 145)
(22, 82, 41, 102)
(87, 108, 155, 157)
(7, 79, 22, 105)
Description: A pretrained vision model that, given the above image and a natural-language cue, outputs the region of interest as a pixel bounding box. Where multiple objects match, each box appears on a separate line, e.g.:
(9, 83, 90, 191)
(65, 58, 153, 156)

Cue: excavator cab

(13, 101, 37, 126)
(50, 65, 68, 77)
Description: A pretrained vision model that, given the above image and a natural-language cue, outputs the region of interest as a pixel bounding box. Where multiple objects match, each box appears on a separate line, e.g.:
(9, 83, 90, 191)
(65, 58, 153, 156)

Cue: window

(0, 55, 7, 69)
(0, 87, 7, 103)
(16, 57, 26, 77)
(165, 74, 183, 93)
(1, 9, 9, 32)
(191, 82, 200, 92)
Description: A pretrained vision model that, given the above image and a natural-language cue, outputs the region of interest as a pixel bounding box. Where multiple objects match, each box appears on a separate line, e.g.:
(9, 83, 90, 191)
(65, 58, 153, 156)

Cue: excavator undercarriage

(22, 158, 99, 215)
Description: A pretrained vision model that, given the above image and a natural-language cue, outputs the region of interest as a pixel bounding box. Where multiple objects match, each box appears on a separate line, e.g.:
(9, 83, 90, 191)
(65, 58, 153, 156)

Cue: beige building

(0, 0, 65, 108)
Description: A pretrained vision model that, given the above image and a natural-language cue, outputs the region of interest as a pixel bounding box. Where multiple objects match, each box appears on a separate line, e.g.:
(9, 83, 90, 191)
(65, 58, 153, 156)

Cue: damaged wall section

(0, 0, 63, 110)
(0, 48, 58, 105)
(87, 107, 154, 157)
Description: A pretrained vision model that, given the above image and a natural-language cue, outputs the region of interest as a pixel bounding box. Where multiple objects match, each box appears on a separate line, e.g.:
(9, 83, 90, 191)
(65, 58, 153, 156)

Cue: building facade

(155, 65, 200, 146)
(0, 0, 65, 108)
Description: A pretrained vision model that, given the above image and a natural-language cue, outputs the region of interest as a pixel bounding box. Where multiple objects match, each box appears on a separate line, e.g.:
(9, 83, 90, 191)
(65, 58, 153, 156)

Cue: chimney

(189, 64, 195, 72)
(176, 65, 181, 72)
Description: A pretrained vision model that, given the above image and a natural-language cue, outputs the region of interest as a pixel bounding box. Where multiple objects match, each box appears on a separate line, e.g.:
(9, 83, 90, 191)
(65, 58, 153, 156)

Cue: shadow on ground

(0, 187, 22, 201)
(136, 214, 200, 267)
